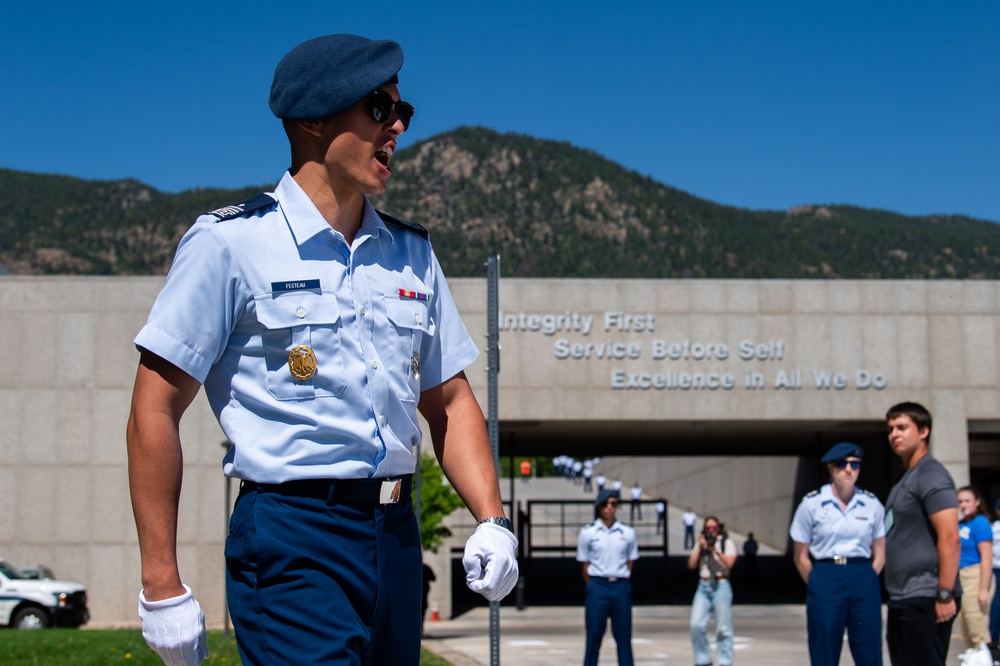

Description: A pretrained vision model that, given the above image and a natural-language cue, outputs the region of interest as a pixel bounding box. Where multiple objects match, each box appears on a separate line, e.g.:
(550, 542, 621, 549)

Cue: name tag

(271, 279, 321, 294)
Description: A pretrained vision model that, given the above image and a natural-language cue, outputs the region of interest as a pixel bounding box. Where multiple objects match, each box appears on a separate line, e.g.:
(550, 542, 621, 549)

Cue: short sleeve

(415, 250, 479, 390)
(918, 463, 958, 517)
(788, 498, 812, 544)
(134, 221, 244, 383)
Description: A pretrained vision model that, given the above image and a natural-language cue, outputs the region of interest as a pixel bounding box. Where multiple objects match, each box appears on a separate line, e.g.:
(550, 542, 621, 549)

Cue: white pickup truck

(0, 559, 89, 629)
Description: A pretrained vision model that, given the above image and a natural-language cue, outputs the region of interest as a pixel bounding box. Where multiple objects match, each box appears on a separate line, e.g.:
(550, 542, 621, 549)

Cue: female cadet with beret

(790, 442, 886, 666)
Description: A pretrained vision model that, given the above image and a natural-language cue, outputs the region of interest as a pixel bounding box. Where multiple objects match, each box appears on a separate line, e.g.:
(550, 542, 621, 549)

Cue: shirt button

(296, 307, 306, 318)
(415, 313, 422, 324)
(380, 415, 386, 427)
(371, 361, 378, 369)
(360, 306, 366, 317)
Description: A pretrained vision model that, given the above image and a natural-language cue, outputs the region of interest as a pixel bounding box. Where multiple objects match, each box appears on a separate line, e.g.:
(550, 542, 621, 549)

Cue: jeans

(691, 578, 733, 666)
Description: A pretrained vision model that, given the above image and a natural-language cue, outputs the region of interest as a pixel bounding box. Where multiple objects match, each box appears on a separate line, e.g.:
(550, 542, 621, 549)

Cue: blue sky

(2, 1, 998, 222)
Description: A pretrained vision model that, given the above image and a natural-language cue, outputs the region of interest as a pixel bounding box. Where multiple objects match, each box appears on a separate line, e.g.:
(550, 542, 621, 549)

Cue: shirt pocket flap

(387, 298, 434, 335)
(255, 293, 341, 329)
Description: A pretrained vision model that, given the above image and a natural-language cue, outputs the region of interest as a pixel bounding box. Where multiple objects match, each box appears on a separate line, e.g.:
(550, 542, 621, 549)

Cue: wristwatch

(479, 516, 513, 532)
(936, 588, 954, 603)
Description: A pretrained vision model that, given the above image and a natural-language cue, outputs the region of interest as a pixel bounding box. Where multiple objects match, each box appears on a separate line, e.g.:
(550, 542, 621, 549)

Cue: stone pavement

(422, 603, 969, 665)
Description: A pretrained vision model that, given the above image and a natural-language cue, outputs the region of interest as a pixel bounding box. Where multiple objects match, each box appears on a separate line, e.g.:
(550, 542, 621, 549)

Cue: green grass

(0, 629, 450, 665)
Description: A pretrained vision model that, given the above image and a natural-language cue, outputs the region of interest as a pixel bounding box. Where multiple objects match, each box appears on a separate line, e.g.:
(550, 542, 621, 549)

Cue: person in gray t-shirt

(883, 402, 961, 666)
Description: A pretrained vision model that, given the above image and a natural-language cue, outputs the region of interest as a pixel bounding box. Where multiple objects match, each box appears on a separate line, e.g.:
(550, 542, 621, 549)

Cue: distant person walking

(790, 442, 885, 666)
(682, 507, 698, 550)
(520, 459, 532, 483)
(743, 532, 759, 586)
(583, 464, 594, 492)
(577, 489, 638, 666)
(629, 482, 643, 521)
(655, 500, 666, 535)
(596, 473, 607, 493)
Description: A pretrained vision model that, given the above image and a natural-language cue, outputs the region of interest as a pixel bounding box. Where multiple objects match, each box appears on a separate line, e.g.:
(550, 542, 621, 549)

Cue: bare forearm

(929, 510, 960, 591)
(422, 374, 505, 521)
(979, 544, 993, 593)
(792, 542, 812, 583)
(126, 354, 199, 600)
(433, 415, 504, 520)
(871, 537, 885, 575)
(127, 409, 186, 599)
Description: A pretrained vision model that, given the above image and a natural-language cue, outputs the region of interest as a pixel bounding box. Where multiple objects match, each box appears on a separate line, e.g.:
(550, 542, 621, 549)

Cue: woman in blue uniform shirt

(790, 442, 886, 666)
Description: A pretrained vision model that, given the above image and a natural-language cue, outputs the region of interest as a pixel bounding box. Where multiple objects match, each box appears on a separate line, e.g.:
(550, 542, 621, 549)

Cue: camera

(704, 533, 716, 548)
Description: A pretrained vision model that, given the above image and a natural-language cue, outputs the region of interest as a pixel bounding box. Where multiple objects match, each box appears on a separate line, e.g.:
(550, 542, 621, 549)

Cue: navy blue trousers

(583, 577, 633, 666)
(225, 481, 422, 666)
(806, 561, 882, 666)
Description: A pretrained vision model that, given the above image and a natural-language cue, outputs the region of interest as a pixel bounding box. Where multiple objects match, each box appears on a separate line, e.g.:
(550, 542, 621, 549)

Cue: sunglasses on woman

(370, 89, 414, 130)
(835, 459, 861, 470)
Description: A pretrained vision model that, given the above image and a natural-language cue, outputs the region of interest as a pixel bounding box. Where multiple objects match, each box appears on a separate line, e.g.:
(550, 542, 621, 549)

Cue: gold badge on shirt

(288, 345, 317, 380)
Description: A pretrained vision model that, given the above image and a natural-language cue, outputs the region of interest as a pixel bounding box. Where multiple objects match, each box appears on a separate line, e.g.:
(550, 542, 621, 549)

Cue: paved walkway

(422, 603, 969, 665)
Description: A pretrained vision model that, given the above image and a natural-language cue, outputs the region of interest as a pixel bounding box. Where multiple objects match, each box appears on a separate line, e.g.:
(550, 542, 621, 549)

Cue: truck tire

(13, 605, 50, 629)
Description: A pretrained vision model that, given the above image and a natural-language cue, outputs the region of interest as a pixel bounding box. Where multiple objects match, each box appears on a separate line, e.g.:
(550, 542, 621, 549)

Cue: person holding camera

(790, 442, 886, 666)
(688, 515, 738, 666)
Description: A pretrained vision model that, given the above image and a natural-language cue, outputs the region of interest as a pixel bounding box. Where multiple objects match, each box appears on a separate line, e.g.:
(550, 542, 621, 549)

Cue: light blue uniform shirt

(135, 172, 479, 483)
(577, 519, 639, 578)
(789, 483, 886, 559)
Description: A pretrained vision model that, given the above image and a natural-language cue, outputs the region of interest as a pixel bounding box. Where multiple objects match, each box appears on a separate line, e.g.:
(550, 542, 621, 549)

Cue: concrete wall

(1, 276, 997, 625)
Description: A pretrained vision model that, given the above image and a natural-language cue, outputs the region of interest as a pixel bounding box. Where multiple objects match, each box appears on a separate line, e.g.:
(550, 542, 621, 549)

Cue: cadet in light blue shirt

(577, 489, 639, 666)
(127, 34, 518, 666)
(790, 442, 886, 666)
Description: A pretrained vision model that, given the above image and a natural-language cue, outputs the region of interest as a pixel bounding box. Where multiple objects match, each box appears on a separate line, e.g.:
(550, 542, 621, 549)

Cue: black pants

(886, 596, 960, 666)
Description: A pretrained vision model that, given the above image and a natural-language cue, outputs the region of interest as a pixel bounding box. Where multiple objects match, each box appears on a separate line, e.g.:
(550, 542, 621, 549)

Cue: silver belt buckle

(378, 478, 402, 504)
(607, 577, 618, 583)
(833, 555, 847, 566)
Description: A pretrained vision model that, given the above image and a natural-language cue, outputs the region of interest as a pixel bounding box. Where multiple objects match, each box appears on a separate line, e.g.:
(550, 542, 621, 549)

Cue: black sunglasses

(370, 90, 414, 130)
(835, 459, 861, 470)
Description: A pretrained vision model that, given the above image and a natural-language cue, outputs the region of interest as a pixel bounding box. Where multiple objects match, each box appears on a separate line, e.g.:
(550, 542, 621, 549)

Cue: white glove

(463, 522, 519, 601)
(138, 584, 208, 666)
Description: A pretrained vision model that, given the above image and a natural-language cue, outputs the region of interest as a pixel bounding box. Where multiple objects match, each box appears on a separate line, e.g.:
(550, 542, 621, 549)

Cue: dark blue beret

(269, 34, 403, 120)
(821, 442, 864, 463)
(595, 489, 620, 506)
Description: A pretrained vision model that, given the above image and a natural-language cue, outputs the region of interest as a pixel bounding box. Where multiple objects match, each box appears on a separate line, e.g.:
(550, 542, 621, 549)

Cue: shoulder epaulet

(805, 489, 820, 498)
(206, 193, 277, 221)
(376, 209, 429, 238)
(862, 489, 877, 498)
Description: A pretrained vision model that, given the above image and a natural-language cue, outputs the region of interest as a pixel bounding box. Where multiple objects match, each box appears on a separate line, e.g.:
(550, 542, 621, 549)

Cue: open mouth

(375, 146, 393, 171)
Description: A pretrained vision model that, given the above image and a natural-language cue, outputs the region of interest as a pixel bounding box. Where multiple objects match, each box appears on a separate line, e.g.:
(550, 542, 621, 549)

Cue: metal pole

(486, 255, 501, 666)
(221, 440, 234, 637)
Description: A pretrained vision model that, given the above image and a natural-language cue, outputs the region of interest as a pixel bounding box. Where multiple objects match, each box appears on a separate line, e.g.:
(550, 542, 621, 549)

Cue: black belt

(591, 576, 627, 583)
(815, 556, 870, 565)
(242, 475, 411, 505)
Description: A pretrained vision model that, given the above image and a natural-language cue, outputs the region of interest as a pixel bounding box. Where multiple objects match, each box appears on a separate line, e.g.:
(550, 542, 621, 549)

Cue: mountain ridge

(1, 126, 998, 279)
